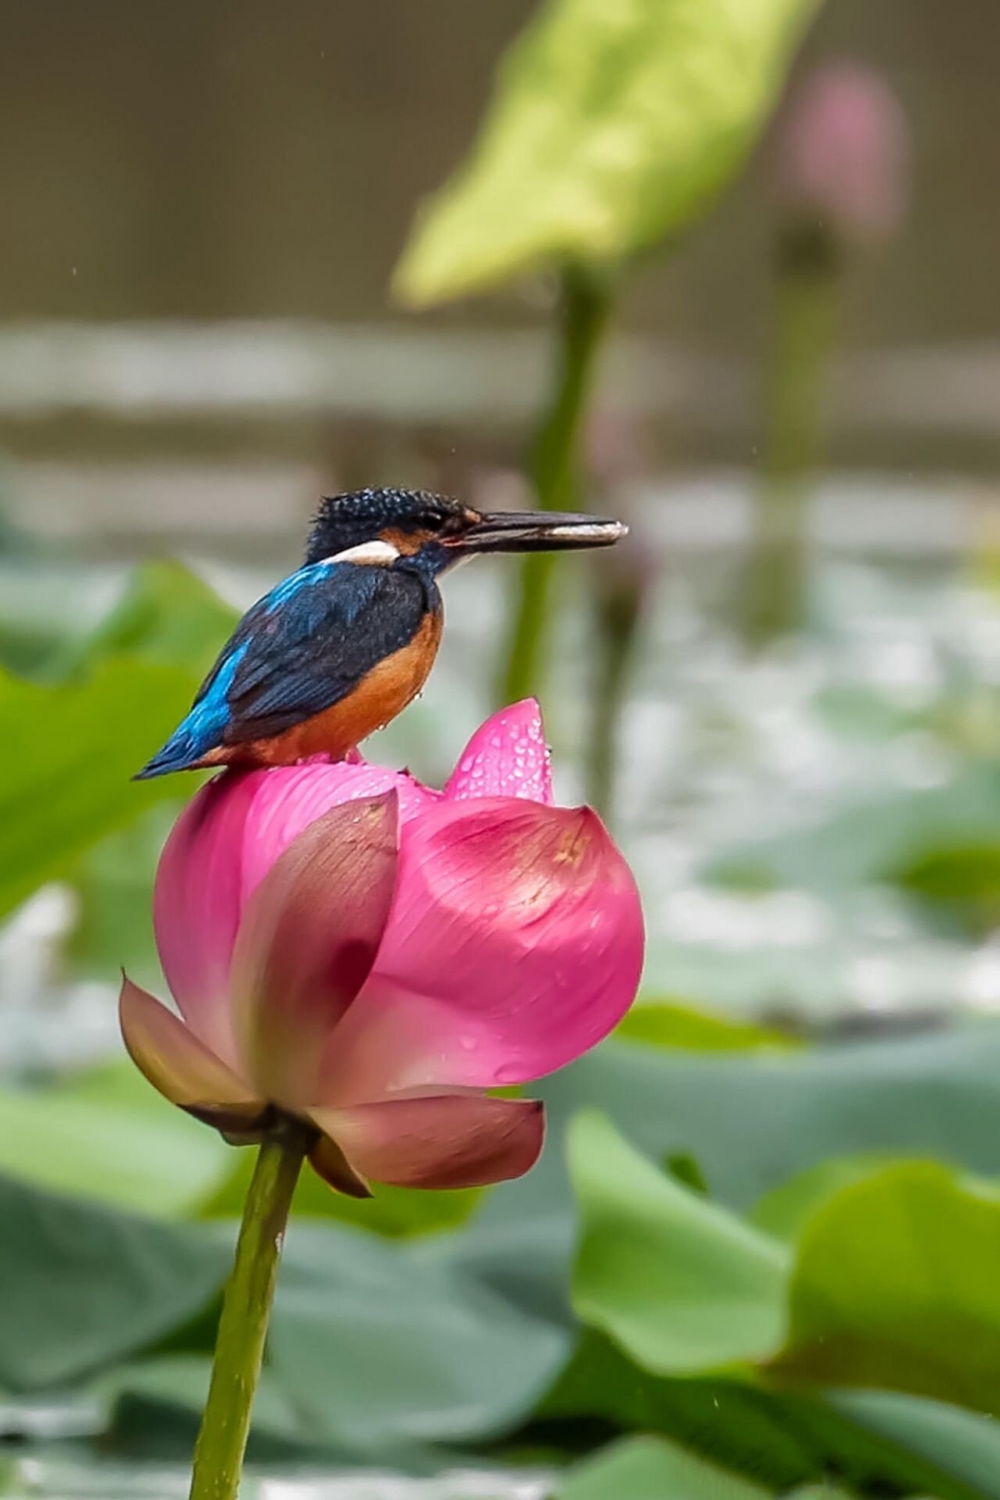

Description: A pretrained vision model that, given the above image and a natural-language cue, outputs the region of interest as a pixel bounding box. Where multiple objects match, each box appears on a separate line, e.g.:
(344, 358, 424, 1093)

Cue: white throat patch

(324, 540, 399, 566)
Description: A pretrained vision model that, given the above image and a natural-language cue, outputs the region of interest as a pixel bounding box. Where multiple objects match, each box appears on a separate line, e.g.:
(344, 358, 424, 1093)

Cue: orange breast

(219, 610, 444, 767)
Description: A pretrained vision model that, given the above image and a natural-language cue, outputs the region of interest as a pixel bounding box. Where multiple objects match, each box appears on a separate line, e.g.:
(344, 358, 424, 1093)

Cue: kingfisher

(136, 487, 625, 778)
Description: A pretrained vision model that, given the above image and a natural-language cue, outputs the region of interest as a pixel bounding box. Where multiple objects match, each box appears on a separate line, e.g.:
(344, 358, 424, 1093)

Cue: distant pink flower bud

(120, 701, 643, 1196)
(779, 62, 910, 244)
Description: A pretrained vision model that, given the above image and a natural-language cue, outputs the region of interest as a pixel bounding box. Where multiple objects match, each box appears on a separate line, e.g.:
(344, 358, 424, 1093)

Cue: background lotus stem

(585, 561, 643, 822)
(741, 221, 839, 646)
(188, 1119, 309, 1500)
(497, 264, 612, 705)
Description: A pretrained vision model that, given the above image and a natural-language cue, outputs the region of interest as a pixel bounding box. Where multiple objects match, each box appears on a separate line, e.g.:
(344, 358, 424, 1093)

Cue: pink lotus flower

(120, 701, 643, 1196)
(779, 62, 910, 245)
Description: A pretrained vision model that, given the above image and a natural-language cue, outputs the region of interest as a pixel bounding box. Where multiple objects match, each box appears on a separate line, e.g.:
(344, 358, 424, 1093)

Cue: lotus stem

(188, 1119, 309, 1500)
(742, 221, 839, 645)
(585, 570, 642, 821)
(498, 264, 612, 705)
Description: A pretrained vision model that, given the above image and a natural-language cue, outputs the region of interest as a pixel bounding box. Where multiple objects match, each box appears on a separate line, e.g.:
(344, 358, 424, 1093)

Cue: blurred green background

(5, 1, 1000, 1497)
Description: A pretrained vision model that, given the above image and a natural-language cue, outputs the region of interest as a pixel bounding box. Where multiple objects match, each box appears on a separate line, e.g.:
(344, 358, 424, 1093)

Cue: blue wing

(135, 561, 430, 777)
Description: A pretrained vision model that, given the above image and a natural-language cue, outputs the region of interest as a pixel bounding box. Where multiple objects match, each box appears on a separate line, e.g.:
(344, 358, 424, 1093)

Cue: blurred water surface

(8, 1452, 550, 1499)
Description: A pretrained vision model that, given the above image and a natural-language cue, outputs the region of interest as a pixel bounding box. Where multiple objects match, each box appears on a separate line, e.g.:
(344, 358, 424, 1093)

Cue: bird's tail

(133, 722, 211, 780)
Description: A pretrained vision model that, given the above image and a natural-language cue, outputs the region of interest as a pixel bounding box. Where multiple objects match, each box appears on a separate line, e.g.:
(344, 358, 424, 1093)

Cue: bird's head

(305, 488, 626, 572)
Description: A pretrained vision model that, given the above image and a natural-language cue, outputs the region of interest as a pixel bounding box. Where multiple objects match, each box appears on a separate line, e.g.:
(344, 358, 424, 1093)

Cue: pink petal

(154, 761, 437, 1059)
(119, 975, 265, 1135)
(238, 761, 438, 899)
(230, 793, 399, 1108)
(154, 771, 261, 1064)
(445, 700, 553, 805)
(319, 798, 644, 1100)
(309, 1095, 544, 1189)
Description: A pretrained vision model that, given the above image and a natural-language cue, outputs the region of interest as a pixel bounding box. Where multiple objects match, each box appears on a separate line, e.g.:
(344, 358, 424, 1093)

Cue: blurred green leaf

(197, 1146, 482, 1236)
(0, 561, 125, 680)
(79, 560, 236, 678)
(0, 1075, 230, 1216)
(890, 841, 1000, 938)
(707, 765, 1000, 897)
(772, 1162, 1000, 1412)
(546, 1332, 1000, 1499)
(569, 1111, 788, 1374)
(703, 860, 782, 894)
(750, 1154, 902, 1242)
(0, 558, 235, 685)
(67, 802, 181, 983)
(618, 999, 802, 1052)
(570, 1115, 1000, 1418)
(830, 1388, 1000, 1500)
(545, 1337, 826, 1492)
(395, 0, 821, 305)
(99, 1355, 335, 1462)
(782, 1491, 853, 1499)
(557, 1435, 770, 1500)
(537, 1025, 1000, 1215)
(664, 1150, 710, 1194)
(0, 657, 205, 920)
(267, 1223, 570, 1451)
(0, 559, 233, 920)
(0, 1175, 227, 1391)
(57, 1056, 176, 1112)
(444, 1208, 575, 1329)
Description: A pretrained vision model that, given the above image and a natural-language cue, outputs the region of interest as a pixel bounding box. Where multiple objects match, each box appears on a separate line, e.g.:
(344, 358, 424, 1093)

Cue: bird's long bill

(458, 511, 627, 555)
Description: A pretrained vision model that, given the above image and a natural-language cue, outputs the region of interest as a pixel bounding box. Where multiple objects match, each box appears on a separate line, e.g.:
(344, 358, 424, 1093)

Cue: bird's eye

(419, 512, 447, 533)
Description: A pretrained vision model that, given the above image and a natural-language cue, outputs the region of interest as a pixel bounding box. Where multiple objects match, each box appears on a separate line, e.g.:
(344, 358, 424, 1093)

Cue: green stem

(498, 265, 613, 706)
(585, 579, 642, 821)
(189, 1121, 308, 1500)
(742, 222, 840, 646)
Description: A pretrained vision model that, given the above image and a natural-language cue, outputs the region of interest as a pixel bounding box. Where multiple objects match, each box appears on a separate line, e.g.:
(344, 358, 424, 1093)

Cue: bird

(135, 486, 626, 778)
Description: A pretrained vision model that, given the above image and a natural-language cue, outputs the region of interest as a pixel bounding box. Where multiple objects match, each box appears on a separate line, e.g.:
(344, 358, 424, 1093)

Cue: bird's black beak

(453, 511, 627, 555)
